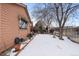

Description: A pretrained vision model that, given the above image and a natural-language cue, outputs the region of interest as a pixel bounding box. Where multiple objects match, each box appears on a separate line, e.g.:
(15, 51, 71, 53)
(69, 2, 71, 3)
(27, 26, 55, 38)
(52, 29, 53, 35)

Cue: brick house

(0, 3, 32, 53)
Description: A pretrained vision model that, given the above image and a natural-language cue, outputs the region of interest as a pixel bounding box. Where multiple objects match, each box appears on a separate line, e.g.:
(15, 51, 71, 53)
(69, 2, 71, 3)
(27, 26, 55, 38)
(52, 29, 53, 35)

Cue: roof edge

(16, 3, 26, 8)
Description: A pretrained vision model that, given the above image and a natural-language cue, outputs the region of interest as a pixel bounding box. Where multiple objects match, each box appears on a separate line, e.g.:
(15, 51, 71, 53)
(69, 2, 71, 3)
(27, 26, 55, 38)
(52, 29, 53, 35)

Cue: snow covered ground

(18, 34, 79, 56)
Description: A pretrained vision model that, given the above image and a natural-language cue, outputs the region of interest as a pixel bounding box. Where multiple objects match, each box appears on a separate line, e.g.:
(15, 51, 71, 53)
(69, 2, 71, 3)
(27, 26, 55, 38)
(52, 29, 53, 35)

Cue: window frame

(18, 16, 28, 29)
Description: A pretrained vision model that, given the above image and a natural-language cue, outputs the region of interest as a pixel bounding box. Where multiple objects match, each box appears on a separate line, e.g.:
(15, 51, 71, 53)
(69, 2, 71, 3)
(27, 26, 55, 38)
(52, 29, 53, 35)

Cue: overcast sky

(27, 3, 79, 27)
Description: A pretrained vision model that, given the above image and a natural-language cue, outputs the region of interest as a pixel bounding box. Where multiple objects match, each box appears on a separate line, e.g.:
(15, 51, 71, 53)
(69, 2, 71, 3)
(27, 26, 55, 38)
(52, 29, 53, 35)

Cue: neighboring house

(34, 20, 46, 33)
(0, 3, 32, 53)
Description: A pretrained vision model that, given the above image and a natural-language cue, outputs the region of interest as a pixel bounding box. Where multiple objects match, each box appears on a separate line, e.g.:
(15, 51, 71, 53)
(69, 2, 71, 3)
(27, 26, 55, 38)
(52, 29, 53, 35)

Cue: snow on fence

(63, 27, 79, 43)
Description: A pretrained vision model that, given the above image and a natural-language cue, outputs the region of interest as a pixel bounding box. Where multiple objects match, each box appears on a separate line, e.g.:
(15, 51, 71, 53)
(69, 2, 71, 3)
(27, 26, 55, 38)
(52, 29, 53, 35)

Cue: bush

(14, 37, 21, 44)
(27, 33, 33, 39)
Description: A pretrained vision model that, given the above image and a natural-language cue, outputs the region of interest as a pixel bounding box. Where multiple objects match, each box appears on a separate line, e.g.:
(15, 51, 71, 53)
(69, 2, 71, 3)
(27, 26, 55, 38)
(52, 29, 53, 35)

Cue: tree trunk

(59, 27, 64, 40)
(46, 26, 49, 33)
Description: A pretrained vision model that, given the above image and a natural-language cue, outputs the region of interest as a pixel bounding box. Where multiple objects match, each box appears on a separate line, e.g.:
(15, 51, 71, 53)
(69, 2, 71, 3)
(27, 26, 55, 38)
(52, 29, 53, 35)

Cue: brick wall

(0, 3, 32, 53)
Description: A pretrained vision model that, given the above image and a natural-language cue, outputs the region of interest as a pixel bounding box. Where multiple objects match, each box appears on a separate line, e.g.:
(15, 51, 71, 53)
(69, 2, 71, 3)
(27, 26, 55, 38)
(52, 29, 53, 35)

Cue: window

(19, 18, 28, 29)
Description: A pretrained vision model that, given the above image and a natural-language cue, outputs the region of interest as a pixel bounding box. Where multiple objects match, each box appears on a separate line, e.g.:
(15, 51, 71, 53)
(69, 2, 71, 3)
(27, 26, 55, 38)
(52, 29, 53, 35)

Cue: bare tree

(32, 4, 53, 30)
(53, 3, 79, 40)
(32, 3, 79, 40)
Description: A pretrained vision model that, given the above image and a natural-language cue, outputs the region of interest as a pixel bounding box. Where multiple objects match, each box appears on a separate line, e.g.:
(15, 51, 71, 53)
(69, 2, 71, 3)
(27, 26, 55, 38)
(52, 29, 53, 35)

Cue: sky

(27, 3, 79, 27)
(27, 3, 37, 26)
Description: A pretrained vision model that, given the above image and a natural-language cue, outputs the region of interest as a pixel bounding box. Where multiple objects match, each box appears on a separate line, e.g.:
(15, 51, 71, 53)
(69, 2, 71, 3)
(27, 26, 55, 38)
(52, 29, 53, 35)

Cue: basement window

(19, 18, 28, 29)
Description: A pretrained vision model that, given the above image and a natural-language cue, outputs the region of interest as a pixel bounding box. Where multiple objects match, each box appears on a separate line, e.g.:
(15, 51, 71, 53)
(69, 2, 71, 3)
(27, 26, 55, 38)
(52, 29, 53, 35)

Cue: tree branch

(54, 3, 61, 26)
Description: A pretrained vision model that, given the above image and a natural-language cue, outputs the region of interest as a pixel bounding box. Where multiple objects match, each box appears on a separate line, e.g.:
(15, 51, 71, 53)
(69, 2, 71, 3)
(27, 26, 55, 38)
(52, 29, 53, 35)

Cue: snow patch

(17, 34, 79, 56)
